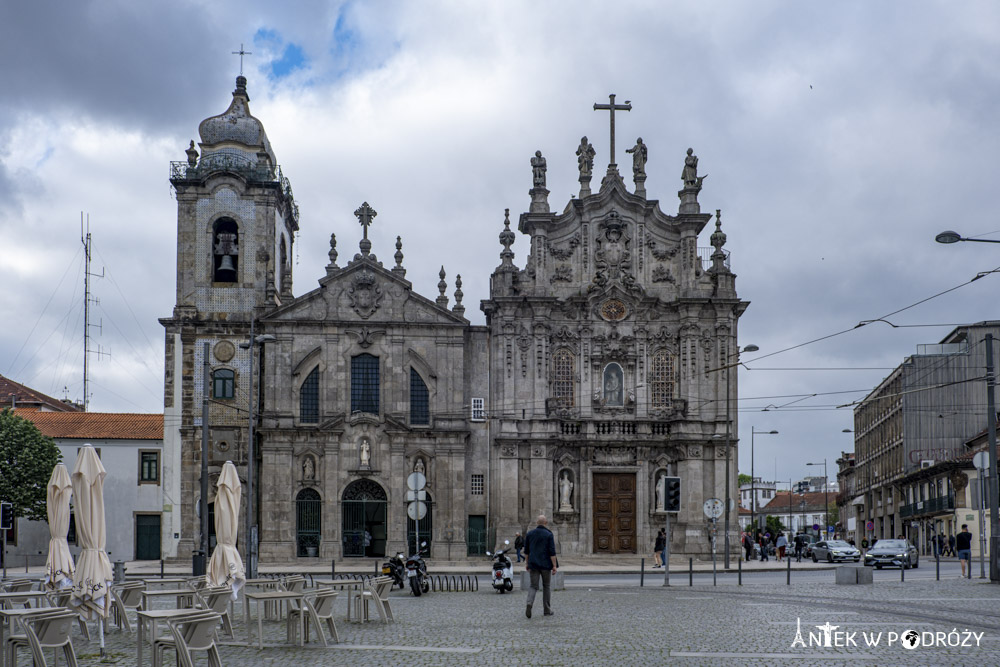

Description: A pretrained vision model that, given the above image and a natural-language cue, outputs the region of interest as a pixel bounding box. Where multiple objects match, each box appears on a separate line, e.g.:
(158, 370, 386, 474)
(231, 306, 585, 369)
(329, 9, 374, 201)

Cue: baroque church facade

(161, 78, 748, 563)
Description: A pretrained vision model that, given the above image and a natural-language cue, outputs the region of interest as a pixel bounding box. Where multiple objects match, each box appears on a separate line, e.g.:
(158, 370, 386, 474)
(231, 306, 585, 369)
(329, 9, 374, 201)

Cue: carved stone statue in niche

(603, 363, 624, 407)
(559, 471, 574, 512)
(302, 456, 315, 481)
(414, 458, 425, 474)
(655, 472, 666, 512)
(360, 440, 371, 468)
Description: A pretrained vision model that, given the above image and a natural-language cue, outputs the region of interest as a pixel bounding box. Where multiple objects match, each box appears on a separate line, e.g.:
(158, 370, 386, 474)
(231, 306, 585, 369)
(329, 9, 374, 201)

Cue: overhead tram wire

(95, 248, 160, 351)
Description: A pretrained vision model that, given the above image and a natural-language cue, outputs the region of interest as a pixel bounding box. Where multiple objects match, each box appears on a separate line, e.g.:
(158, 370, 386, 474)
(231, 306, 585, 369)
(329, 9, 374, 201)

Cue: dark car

(864, 539, 919, 569)
(811, 539, 861, 563)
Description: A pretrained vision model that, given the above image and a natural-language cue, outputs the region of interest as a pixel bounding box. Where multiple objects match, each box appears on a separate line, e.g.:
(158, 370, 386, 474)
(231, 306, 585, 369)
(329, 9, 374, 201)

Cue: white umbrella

(43, 463, 75, 590)
(207, 460, 246, 599)
(70, 445, 113, 653)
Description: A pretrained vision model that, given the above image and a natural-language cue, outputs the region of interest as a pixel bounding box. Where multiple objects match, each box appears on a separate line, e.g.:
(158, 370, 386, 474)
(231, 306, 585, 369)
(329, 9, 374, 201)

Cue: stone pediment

(262, 258, 467, 326)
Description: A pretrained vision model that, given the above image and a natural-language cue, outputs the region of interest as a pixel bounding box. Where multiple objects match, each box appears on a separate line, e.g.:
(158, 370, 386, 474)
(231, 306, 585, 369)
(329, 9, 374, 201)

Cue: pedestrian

(775, 532, 787, 562)
(653, 529, 665, 567)
(956, 524, 973, 578)
(742, 531, 753, 562)
(948, 533, 956, 558)
(860, 537, 869, 556)
(514, 532, 524, 563)
(523, 514, 558, 618)
(759, 533, 769, 562)
(793, 533, 805, 562)
(661, 528, 668, 568)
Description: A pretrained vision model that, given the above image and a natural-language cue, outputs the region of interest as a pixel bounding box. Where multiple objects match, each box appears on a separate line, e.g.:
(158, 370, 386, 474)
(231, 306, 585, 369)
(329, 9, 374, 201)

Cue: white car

(811, 539, 861, 563)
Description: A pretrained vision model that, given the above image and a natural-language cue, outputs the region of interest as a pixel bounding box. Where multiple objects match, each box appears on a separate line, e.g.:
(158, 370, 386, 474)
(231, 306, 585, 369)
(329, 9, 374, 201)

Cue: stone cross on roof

(354, 201, 377, 256)
(231, 43, 253, 75)
(593, 94, 631, 168)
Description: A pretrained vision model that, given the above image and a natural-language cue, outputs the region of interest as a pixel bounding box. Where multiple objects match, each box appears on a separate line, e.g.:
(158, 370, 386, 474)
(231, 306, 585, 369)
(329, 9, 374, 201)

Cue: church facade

(161, 78, 748, 563)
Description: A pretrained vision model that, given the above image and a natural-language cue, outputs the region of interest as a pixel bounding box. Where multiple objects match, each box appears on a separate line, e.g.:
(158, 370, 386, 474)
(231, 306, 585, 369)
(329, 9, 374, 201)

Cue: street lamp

(934, 233, 1000, 582)
(718, 343, 758, 569)
(807, 459, 829, 538)
(750, 428, 779, 537)
(239, 328, 276, 579)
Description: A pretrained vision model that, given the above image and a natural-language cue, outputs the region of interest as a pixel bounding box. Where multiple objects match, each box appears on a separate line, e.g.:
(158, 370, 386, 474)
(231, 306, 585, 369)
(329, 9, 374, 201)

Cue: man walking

(523, 514, 558, 618)
(793, 533, 804, 562)
(956, 524, 973, 579)
(514, 532, 524, 563)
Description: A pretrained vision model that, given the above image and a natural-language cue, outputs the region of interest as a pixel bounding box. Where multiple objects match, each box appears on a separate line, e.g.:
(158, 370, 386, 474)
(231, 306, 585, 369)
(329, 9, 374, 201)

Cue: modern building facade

(161, 77, 749, 562)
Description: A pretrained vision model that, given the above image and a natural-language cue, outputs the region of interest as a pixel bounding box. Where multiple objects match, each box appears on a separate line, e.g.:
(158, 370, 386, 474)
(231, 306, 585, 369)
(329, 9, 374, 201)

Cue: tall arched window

(552, 349, 575, 408)
(351, 354, 379, 414)
(212, 369, 234, 399)
(295, 488, 321, 557)
(299, 367, 319, 423)
(212, 218, 239, 283)
(650, 350, 675, 409)
(410, 368, 429, 425)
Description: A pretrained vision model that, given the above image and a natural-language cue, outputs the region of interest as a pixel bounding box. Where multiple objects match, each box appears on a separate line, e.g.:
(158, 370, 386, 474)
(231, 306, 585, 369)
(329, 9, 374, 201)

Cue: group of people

(740, 531, 813, 563)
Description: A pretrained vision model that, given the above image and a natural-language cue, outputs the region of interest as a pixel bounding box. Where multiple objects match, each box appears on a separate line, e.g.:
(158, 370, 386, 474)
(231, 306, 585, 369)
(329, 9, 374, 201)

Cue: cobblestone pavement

(14, 577, 1000, 666)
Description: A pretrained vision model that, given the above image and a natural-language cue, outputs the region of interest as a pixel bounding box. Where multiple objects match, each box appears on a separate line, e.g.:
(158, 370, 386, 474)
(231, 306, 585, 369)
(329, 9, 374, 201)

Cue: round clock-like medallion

(214, 340, 236, 362)
(600, 299, 627, 321)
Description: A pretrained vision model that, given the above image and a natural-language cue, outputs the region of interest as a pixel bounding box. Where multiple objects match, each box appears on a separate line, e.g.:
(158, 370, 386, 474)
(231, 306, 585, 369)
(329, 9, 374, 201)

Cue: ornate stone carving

(550, 265, 573, 283)
(500, 444, 517, 457)
(592, 447, 637, 466)
(600, 299, 628, 321)
(651, 266, 674, 283)
(345, 327, 385, 349)
(213, 340, 235, 362)
(590, 211, 639, 294)
(547, 234, 580, 260)
(687, 445, 702, 458)
(646, 239, 678, 261)
(348, 269, 383, 319)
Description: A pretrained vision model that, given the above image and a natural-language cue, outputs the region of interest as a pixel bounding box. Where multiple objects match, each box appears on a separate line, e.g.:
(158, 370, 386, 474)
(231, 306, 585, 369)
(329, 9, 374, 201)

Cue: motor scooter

(381, 552, 406, 589)
(486, 540, 514, 593)
(406, 541, 430, 596)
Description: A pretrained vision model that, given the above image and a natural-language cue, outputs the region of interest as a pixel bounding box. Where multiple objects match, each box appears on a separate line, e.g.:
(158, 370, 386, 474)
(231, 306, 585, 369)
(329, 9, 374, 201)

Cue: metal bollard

(25, 555, 29, 573)
(640, 558, 645, 587)
(689, 557, 693, 587)
(331, 560, 336, 578)
(936, 550, 940, 581)
(160, 559, 165, 578)
(787, 550, 791, 586)
(738, 554, 742, 585)
(901, 563, 904, 582)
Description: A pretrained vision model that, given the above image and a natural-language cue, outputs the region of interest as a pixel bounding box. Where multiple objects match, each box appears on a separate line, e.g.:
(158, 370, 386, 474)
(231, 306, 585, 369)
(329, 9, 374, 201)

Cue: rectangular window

(471, 474, 484, 495)
(299, 367, 319, 423)
(471, 397, 485, 422)
(139, 451, 160, 484)
(351, 354, 380, 414)
(410, 368, 429, 425)
(212, 369, 235, 399)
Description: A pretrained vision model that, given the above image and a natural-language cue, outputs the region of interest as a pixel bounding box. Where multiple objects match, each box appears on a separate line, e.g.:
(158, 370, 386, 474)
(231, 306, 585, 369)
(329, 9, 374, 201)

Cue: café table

(244, 590, 306, 650)
(0, 591, 50, 610)
(140, 577, 190, 589)
(135, 608, 196, 666)
(140, 588, 196, 610)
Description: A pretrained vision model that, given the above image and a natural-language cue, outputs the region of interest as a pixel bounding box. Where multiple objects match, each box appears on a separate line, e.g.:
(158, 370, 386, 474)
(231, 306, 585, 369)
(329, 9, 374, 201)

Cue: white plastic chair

(287, 589, 340, 646)
(47, 591, 91, 640)
(111, 581, 146, 632)
(9, 609, 79, 667)
(195, 586, 234, 638)
(351, 576, 393, 623)
(152, 610, 221, 667)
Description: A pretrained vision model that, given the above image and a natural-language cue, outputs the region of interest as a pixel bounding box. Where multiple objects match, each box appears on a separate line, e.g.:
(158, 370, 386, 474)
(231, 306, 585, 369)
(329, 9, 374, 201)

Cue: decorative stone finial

(452, 274, 465, 316)
(710, 209, 730, 273)
(436, 266, 449, 307)
(498, 209, 516, 271)
(326, 233, 339, 275)
(392, 235, 406, 277)
(576, 137, 596, 197)
(185, 140, 199, 167)
(234, 75, 249, 100)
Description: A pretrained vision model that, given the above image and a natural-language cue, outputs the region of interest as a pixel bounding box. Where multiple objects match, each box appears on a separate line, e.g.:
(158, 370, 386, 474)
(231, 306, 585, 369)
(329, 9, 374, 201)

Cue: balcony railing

(170, 157, 299, 223)
(698, 247, 730, 271)
(900, 493, 954, 518)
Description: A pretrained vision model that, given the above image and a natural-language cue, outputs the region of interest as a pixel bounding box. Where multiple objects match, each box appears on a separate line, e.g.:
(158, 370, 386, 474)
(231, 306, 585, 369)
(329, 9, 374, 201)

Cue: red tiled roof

(759, 491, 830, 513)
(0, 374, 82, 412)
(13, 410, 163, 440)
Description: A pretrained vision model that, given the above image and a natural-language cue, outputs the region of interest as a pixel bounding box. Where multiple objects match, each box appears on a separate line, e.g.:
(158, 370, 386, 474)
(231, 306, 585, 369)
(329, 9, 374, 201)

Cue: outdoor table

(242, 578, 283, 619)
(135, 608, 194, 666)
(0, 591, 50, 610)
(315, 579, 368, 621)
(244, 590, 305, 650)
(140, 577, 190, 589)
(140, 589, 196, 610)
(0, 606, 64, 667)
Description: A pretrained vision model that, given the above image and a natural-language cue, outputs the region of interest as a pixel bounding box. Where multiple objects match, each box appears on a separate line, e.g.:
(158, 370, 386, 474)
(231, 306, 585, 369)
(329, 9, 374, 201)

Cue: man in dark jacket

(523, 514, 558, 618)
(514, 532, 524, 562)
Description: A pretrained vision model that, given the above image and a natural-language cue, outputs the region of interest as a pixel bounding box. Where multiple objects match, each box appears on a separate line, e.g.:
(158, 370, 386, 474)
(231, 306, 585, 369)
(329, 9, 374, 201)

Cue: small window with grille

(471, 397, 485, 422)
(551, 349, 575, 408)
(471, 474, 485, 495)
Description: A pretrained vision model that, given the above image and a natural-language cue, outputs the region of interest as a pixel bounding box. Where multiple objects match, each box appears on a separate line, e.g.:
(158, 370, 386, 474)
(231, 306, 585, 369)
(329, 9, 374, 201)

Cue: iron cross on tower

(593, 94, 632, 167)
(232, 43, 253, 75)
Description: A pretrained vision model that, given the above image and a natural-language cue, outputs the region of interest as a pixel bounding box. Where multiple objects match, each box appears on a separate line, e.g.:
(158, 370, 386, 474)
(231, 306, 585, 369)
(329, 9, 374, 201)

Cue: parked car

(811, 539, 861, 563)
(863, 539, 919, 569)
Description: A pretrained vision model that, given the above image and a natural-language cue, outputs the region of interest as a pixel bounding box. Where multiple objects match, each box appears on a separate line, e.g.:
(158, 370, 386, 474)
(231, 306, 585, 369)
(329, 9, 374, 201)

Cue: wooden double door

(593, 473, 636, 553)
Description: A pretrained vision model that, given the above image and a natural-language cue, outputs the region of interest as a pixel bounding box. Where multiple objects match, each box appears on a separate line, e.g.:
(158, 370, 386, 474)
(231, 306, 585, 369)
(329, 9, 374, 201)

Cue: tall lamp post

(750, 428, 779, 537)
(239, 327, 276, 580)
(936, 230, 1000, 582)
(718, 343, 759, 568)
(807, 459, 829, 537)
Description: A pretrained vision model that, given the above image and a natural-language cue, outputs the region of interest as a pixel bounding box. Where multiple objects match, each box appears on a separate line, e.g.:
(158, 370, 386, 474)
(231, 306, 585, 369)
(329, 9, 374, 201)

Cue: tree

(764, 515, 785, 535)
(738, 473, 752, 486)
(0, 409, 62, 522)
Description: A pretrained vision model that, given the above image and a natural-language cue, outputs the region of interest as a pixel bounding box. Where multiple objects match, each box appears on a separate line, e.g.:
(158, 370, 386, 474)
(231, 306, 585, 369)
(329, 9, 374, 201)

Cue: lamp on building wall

(750, 428, 779, 536)
(239, 328, 276, 579)
(935, 232, 1000, 582)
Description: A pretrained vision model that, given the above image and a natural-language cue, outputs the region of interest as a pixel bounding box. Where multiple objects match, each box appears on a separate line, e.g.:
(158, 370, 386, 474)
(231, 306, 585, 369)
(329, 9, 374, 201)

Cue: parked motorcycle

(381, 552, 406, 589)
(406, 541, 430, 596)
(486, 540, 514, 593)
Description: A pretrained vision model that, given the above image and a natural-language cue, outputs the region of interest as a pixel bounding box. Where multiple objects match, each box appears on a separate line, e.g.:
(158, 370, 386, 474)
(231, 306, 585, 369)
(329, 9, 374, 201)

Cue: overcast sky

(2, 1, 999, 487)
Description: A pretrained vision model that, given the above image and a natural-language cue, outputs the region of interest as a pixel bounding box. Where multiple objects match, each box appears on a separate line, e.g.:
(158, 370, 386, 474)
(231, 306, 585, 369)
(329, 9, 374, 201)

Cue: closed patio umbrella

(43, 463, 75, 590)
(70, 445, 113, 652)
(207, 460, 245, 598)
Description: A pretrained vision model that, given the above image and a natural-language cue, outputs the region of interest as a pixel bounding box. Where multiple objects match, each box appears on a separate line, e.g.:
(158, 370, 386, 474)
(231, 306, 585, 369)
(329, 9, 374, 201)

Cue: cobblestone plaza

(21, 572, 1000, 666)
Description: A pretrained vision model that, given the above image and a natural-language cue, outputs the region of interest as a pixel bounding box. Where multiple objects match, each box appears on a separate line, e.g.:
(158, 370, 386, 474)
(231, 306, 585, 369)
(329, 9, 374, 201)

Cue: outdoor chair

(286, 589, 340, 646)
(47, 591, 91, 640)
(194, 586, 235, 639)
(350, 576, 393, 623)
(2, 579, 35, 609)
(186, 575, 209, 591)
(5, 608, 78, 667)
(152, 610, 221, 667)
(278, 575, 306, 617)
(110, 581, 146, 632)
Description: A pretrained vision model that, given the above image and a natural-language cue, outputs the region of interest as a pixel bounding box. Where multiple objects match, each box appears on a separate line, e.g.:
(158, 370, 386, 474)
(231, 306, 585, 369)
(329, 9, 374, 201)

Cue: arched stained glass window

(552, 349, 575, 408)
(650, 350, 675, 409)
(410, 368, 429, 425)
(300, 367, 319, 423)
(351, 354, 379, 414)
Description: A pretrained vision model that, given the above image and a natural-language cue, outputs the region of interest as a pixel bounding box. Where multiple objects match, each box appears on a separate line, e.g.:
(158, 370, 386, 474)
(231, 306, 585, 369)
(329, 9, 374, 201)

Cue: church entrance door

(592, 473, 636, 553)
(342, 480, 387, 558)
